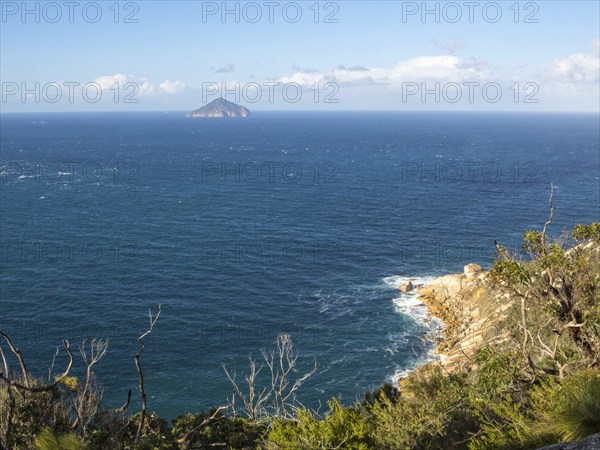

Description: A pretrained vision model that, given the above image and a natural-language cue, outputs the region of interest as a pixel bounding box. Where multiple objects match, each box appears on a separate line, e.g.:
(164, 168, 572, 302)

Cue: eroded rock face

(536, 433, 600, 450)
(464, 263, 482, 278)
(414, 268, 509, 372)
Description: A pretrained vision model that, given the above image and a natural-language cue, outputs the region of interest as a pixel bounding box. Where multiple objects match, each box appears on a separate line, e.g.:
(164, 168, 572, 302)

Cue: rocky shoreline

(398, 263, 513, 378)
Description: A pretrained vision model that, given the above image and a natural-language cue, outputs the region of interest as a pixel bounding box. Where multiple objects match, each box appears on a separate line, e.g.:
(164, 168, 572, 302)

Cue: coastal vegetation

(1, 216, 598, 449)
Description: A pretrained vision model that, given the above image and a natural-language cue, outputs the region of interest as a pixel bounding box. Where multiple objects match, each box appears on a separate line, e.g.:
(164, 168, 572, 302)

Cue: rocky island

(186, 98, 251, 118)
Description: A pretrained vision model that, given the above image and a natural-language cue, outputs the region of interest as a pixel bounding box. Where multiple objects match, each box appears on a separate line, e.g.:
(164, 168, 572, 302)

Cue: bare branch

(80, 338, 109, 398)
(176, 402, 233, 449)
(48, 346, 60, 382)
(112, 389, 132, 414)
(73, 338, 109, 436)
(135, 304, 161, 444)
(0, 342, 9, 379)
(223, 359, 271, 420)
(0, 340, 74, 393)
(0, 330, 30, 387)
(541, 183, 555, 255)
(224, 334, 318, 421)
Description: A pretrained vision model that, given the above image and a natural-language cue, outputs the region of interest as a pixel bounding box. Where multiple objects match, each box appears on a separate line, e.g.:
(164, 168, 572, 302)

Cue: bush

(572, 223, 600, 244)
(547, 370, 600, 442)
(265, 399, 371, 450)
(363, 382, 400, 409)
(0, 382, 71, 450)
(35, 428, 87, 450)
(171, 411, 265, 449)
(371, 366, 477, 449)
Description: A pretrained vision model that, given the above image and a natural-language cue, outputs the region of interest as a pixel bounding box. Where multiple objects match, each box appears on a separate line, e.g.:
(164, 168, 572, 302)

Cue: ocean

(1, 111, 598, 418)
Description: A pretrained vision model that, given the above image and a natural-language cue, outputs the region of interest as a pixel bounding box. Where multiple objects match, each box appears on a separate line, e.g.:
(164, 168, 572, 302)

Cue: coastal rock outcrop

(413, 266, 511, 373)
(399, 281, 414, 293)
(464, 263, 482, 278)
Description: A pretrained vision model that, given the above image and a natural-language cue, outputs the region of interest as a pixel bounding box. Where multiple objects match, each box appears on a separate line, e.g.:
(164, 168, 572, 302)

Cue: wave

(382, 274, 444, 384)
(381, 275, 436, 290)
(382, 275, 436, 322)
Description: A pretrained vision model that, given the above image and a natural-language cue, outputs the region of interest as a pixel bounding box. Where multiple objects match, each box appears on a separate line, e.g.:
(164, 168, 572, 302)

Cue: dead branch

(176, 402, 233, 449)
(0, 331, 30, 387)
(224, 334, 318, 421)
(541, 183, 555, 256)
(262, 334, 318, 419)
(48, 346, 60, 382)
(72, 338, 109, 435)
(0, 336, 73, 449)
(0, 340, 74, 392)
(134, 304, 161, 444)
(112, 389, 132, 414)
(79, 338, 109, 399)
(0, 344, 9, 380)
(223, 358, 270, 420)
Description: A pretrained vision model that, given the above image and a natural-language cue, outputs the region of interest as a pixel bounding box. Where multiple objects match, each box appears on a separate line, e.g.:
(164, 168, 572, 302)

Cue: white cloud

(278, 55, 491, 88)
(138, 79, 157, 95)
(388, 55, 490, 82)
(159, 79, 186, 94)
(92, 74, 186, 96)
(279, 71, 326, 86)
(92, 73, 131, 89)
(551, 41, 600, 83)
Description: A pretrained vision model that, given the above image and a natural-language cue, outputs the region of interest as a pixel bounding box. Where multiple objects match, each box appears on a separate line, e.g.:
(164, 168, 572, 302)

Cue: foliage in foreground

(1, 220, 599, 449)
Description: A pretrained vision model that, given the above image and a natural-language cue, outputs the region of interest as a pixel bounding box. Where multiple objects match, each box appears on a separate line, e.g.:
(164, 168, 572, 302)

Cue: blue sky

(1, 0, 599, 111)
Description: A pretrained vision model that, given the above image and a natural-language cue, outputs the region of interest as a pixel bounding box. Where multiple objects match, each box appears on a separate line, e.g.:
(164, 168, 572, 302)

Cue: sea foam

(382, 275, 444, 383)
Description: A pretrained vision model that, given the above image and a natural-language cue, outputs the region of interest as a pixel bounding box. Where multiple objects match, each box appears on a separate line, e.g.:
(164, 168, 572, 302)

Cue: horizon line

(1, 110, 599, 115)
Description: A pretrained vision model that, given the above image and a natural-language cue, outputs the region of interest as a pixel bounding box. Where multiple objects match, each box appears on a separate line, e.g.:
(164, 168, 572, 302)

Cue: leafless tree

(224, 358, 270, 421)
(223, 333, 318, 421)
(134, 304, 161, 444)
(72, 338, 109, 436)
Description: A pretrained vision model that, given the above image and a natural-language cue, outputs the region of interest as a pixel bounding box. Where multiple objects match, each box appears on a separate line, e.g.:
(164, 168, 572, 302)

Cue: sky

(1, 0, 599, 112)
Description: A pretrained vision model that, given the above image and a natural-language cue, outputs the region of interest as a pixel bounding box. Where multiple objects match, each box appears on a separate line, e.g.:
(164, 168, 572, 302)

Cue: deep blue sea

(1, 112, 599, 418)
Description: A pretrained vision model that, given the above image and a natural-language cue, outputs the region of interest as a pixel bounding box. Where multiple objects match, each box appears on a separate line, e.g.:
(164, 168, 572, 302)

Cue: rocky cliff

(410, 240, 599, 374)
(411, 263, 514, 373)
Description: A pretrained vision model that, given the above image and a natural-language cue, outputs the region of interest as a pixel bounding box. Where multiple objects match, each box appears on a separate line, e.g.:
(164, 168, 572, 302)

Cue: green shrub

(572, 223, 600, 244)
(547, 370, 600, 442)
(363, 382, 400, 409)
(371, 366, 477, 449)
(469, 393, 542, 450)
(265, 399, 370, 450)
(469, 370, 600, 450)
(171, 411, 264, 449)
(472, 347, 521, 396)
(35, 428, 87, 450)
(0, 383, 71, 450)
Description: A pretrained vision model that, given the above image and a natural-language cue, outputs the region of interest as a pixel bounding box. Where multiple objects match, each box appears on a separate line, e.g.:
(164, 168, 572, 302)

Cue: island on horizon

(186, 98, 251, 118)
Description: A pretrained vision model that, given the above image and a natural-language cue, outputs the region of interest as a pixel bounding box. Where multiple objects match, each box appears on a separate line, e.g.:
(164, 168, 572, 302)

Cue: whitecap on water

(382, 274, 444, 382)
(381, 275, 436, 290)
